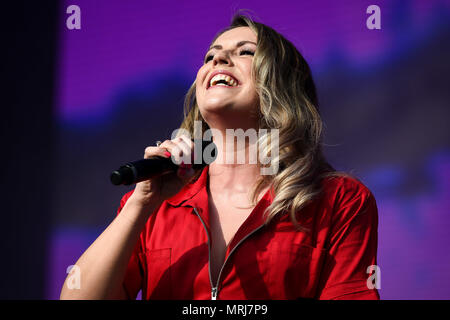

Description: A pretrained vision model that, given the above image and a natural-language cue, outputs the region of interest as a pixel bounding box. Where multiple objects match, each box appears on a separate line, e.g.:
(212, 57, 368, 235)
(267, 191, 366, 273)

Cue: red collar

(165, 165, 210, 208)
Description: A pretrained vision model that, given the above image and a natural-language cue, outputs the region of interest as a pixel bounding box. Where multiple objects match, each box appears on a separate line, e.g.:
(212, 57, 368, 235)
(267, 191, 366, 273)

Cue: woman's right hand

(128, 135, 196, 209)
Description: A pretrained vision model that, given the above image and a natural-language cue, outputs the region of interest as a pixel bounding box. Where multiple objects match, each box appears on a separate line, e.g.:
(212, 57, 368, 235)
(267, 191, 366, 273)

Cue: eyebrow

(208, 40, 257, 51)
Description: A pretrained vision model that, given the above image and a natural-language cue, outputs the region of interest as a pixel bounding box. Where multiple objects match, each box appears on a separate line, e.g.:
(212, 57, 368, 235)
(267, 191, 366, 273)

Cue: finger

(159, 140, 182, 164)
(173, 137, 194, 165)
(178, 135, 194, 149)
(144, 146, 171, 159)
(160, 139, 191, 165)
(178, 135, 195, 162)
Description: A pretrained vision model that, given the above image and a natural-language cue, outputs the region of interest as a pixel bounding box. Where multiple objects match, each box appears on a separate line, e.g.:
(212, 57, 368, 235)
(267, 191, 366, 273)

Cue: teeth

(209, 74, 238, 87)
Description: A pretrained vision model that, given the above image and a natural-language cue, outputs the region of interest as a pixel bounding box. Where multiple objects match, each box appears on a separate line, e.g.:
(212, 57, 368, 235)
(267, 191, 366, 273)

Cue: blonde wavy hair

(180, 13, 342, 228)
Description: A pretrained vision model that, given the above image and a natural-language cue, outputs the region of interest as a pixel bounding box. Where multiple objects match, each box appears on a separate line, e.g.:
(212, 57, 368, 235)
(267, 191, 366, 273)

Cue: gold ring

(156, 141, 162, 147)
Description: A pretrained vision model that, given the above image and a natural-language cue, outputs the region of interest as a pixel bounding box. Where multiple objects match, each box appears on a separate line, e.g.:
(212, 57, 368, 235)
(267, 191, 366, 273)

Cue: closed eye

(203, 49, 255, 64)
(240, 49, 255, 56)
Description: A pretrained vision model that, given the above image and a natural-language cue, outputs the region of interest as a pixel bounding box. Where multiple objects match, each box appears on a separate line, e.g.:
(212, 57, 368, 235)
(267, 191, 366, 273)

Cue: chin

(198, 97, 234, 113)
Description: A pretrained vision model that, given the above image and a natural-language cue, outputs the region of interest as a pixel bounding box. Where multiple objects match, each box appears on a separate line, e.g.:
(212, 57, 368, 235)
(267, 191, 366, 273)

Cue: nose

(212, 51, 231, 66)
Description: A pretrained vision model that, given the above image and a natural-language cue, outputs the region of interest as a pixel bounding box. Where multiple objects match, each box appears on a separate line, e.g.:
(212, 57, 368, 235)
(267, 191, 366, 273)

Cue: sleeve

(317, 185, 380, 300)
(116, 190, 145, 300)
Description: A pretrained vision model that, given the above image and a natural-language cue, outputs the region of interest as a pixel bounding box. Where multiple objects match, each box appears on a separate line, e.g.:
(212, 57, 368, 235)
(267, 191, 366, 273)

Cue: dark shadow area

(1, 1, 58, 299)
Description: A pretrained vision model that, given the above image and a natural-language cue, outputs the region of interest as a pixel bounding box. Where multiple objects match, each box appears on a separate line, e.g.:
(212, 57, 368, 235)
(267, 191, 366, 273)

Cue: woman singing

(60, 14, 380, 300)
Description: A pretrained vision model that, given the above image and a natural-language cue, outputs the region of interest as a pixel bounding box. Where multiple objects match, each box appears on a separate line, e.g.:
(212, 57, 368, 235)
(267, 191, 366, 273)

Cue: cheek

(245, 73, 259, 101)
(196, 66, 207, 84)
(195, 80, 203, 102)
(195, 68, 207, 93)
(243, 64, 257, 93)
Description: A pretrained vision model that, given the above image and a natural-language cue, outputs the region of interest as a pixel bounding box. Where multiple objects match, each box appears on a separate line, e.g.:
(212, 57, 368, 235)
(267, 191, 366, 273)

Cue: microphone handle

(110, 156, 208, 186)
(110, 140, 217, 186)
(110, 157, 178, 186)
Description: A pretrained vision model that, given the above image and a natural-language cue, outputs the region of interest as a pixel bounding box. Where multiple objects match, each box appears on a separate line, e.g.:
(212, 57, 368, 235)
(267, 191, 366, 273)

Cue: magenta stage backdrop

(48, 0, 450, 299)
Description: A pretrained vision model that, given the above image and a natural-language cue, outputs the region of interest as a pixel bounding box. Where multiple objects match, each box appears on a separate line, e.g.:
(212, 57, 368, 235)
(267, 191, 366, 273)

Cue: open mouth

(207, 72, 240, 89)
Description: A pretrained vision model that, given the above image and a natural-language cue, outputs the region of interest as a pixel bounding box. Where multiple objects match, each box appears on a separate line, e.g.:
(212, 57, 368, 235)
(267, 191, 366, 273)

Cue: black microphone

(110, 140, 217, 186)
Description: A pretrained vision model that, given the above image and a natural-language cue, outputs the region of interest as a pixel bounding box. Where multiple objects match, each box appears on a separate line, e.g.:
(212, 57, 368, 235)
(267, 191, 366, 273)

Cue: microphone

(110, 140, 216, 186)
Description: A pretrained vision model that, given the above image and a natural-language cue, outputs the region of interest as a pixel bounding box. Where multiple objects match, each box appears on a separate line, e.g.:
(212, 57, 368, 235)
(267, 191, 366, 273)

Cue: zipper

(211, 287, 218, 300)
(192, 207, 264, 300)
(212, 225, 264, 298)
(192, 207, 215, 299)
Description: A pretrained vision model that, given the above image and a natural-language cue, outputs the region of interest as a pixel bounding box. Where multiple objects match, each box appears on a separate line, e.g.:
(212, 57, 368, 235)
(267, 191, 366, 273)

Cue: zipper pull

(211, 287, 218, 300)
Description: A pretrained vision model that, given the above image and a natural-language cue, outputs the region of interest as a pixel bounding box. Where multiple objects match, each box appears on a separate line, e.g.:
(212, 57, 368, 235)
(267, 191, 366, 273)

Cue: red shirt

(117, 166, 380, 300)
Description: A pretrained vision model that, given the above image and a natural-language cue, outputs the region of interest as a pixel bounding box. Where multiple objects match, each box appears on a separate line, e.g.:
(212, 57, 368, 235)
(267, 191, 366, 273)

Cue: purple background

(48, 0, 450, 299)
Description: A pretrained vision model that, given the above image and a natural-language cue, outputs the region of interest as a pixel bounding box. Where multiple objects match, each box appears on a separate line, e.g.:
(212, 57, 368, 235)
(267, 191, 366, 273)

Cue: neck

(208, 128, 262, 195)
